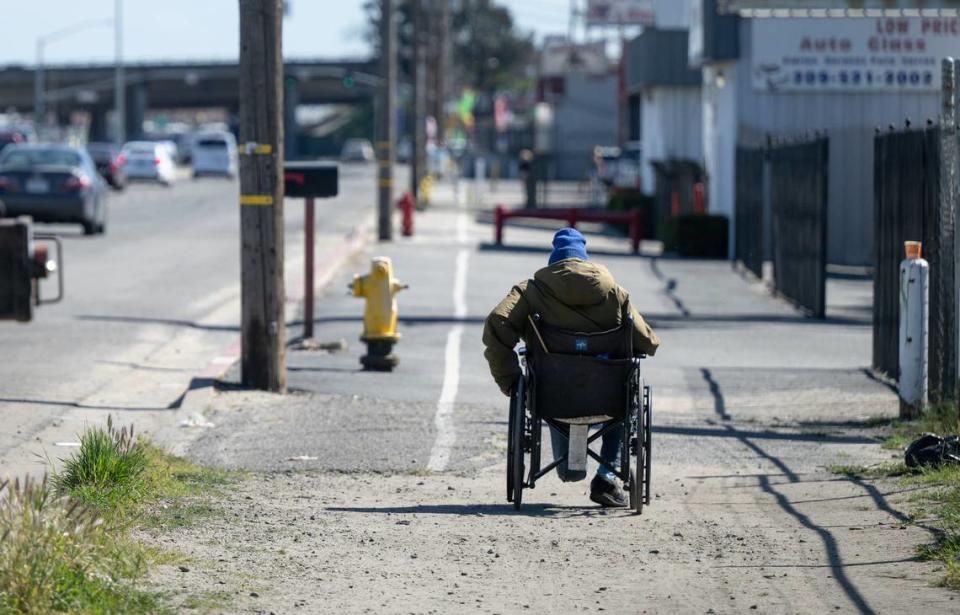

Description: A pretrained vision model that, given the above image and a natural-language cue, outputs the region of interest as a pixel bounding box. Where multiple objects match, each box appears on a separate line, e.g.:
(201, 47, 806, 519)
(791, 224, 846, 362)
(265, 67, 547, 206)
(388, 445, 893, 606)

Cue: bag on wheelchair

(526, 316, 634, 420)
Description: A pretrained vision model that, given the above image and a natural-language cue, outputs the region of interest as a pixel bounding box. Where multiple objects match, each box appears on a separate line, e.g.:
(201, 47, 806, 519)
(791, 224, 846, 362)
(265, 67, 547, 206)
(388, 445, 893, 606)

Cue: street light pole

(114, 0, 125, 146)
(33, 19, 114, 139)
(34, 41, 45, 131)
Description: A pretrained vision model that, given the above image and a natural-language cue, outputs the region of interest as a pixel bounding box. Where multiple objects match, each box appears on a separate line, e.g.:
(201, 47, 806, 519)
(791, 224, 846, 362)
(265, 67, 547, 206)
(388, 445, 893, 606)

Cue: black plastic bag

(904, 433, 960, 468)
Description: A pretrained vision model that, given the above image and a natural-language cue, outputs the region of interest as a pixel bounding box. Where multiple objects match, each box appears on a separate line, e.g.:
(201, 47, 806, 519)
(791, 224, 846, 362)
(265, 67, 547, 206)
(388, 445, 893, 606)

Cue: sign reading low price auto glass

(752, 17, 960, 92)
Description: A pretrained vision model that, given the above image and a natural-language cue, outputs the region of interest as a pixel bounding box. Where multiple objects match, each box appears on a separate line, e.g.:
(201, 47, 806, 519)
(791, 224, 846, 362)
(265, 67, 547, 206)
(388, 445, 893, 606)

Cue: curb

(179, 220, 373, 412)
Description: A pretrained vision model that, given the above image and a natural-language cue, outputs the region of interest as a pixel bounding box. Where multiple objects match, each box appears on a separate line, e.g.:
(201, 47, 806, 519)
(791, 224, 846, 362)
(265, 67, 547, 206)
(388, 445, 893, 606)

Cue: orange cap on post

(904, 241, 922, 260)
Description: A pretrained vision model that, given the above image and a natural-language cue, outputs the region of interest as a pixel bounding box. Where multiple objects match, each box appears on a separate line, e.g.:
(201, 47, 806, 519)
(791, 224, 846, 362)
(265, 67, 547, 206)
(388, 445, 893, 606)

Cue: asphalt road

(0, 162, 398, 476)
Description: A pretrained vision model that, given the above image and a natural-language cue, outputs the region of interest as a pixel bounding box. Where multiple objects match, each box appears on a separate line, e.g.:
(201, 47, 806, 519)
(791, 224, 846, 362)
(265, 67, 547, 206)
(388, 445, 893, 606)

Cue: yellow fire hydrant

(349, 256, 408, 371)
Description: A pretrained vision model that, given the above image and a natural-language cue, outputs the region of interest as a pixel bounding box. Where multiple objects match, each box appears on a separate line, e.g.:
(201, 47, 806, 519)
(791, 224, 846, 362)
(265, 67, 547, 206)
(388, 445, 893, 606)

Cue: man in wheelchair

(482, 228, 660, 508)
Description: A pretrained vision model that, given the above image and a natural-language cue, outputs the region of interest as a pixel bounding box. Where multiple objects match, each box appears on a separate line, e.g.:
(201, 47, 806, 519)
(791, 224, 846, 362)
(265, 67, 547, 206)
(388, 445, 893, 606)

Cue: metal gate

(735, 146, 764, 278)
(872, 126, 956, 399)
(769, 137, 829, 318)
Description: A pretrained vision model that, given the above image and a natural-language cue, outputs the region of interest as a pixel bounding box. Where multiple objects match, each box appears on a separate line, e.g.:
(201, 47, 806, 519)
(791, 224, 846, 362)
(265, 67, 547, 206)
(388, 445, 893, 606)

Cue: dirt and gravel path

(141, 190, 958, 613)
(142, 431, 956, 614)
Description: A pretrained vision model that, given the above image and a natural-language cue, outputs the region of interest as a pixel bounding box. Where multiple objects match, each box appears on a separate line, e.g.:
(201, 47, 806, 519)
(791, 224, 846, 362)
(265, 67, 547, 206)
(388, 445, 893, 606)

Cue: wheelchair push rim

(508, 377, 526, 510)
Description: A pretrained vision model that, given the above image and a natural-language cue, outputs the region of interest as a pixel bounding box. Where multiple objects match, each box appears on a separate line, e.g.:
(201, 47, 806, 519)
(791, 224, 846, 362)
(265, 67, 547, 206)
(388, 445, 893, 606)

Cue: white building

(690, 1, 947, 265)
(538, 38, 619, 181)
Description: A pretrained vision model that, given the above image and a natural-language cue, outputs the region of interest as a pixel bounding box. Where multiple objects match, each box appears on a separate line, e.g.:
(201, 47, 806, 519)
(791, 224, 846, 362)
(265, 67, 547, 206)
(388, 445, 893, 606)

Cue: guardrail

(493, 206, 644, 254)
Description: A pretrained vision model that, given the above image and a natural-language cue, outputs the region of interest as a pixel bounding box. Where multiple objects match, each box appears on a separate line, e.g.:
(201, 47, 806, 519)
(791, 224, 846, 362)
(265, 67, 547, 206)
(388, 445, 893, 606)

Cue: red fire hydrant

(397, 192, 415, 237)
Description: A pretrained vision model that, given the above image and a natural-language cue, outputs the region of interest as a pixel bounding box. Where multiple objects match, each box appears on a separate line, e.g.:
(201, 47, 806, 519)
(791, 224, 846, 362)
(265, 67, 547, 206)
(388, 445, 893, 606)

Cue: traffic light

(342, 71, 355, 89)
(0, 217, 33, 321)
(0, 217, 63, 322)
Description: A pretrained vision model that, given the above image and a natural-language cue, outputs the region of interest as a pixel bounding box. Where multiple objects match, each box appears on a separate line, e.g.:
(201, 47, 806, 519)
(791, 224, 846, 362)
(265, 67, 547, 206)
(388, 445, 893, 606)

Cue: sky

(0, 0, 573, 66)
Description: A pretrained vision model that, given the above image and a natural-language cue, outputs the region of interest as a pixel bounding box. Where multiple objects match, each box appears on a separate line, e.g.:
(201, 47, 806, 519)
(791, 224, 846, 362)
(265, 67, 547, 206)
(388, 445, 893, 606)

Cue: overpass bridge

(0, 58, 378, 154)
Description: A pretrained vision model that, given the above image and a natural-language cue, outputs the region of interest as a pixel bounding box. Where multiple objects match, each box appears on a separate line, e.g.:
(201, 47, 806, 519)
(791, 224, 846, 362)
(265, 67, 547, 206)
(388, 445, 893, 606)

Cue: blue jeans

(549, 424, 622, 482)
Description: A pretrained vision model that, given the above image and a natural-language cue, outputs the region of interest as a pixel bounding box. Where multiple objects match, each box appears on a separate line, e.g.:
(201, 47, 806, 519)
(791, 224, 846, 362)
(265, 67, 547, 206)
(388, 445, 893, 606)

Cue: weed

(0, 476, 162, 614)
(53, 417, 148, 513)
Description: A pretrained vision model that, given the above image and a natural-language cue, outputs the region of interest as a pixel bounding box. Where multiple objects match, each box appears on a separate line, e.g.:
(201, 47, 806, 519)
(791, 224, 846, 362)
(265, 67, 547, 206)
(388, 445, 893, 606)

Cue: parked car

(340, 138, 375, 163)
(0, 132, 25, 155)
(86, 142, 127, 191)
(191, 131, 238, 178)
(121, 141, 176, 185)
(172, 132, 193, 164)
(0, 144, 107, 235)
(157, 139, 179, 164)
(0, 124, 36, 153)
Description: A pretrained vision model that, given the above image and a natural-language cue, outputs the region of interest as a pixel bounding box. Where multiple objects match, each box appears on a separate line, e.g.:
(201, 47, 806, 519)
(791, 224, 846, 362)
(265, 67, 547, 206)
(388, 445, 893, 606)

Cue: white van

(191, 131, 238, 178)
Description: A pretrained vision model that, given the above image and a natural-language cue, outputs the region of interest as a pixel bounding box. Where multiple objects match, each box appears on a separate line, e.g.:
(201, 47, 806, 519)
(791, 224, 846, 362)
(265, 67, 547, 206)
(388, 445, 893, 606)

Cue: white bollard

(474, 157, 486, 207)
(899, 240, 929, 418)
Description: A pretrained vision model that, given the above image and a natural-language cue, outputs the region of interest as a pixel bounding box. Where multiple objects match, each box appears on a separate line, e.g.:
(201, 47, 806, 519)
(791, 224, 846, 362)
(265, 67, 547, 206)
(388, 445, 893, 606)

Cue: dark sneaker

(590, 474, 627, 508)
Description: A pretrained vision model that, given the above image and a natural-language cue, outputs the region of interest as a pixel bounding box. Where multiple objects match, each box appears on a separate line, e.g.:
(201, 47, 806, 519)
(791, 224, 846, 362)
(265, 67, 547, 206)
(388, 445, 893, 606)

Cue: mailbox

(284, 161, 339, 199)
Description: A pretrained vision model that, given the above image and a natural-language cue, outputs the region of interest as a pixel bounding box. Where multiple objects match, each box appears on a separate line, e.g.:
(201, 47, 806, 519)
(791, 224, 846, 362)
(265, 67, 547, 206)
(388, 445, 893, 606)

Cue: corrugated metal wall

(735, 20, 938, 267)
(551, 72, 619, 181)
(640, 87, 704, 192)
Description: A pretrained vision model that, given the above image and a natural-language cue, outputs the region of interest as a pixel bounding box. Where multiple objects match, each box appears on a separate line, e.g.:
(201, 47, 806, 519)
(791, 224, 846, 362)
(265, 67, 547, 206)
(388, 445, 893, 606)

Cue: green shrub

(667, 214, 729, 258)
(606, 189, 655, 239)
(53, 418, 148, 511)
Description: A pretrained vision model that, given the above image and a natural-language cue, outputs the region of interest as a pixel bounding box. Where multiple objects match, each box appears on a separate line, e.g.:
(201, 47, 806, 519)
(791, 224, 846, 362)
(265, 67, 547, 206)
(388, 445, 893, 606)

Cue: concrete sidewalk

(148, 180, 954, 614)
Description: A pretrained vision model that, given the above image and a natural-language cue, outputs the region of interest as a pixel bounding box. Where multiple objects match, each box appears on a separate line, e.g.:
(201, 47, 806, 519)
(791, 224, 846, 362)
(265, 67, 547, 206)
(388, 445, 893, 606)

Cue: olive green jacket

(482, 258, 660, 393)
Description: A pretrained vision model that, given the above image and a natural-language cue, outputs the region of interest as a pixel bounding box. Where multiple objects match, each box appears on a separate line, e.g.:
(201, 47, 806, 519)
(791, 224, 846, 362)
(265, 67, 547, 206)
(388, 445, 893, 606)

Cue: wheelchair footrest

(567, 424, 589, 473)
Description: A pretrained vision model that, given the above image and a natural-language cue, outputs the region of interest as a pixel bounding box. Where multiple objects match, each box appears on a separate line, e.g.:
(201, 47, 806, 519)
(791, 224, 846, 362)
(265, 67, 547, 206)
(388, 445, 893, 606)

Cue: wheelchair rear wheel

(643, 384, 652, 507)
(629, 413, 644, 514)
(629, 379, 649, 515)
(507, 377, 526, 509)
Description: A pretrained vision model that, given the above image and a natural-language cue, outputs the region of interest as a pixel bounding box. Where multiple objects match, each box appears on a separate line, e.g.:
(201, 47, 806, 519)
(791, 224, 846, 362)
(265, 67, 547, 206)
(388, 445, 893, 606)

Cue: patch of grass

(905, 464, 960, 589)
(141, 445, 234, 500)
(826, 462, 909, 478)
(827, 410, 960, 590)
(881, 403, 960, 451)
(53, 417, 148, 515)
(144, 502, 219, 531)
(0, 476, 165, 614)
(1, 418, 240, 613)
(826, 464, 870, 476)
(181, 590, 234, 611)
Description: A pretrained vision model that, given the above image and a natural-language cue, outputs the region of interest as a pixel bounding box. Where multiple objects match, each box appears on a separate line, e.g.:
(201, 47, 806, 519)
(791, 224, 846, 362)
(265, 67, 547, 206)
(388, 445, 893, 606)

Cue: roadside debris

(904, 433, 960, 468)
(289, 338, 348, 353)
(179, 413, 215, 429)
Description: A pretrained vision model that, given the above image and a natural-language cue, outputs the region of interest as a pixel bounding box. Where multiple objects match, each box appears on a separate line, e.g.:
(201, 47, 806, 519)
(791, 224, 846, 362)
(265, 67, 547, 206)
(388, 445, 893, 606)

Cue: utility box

(283, 161, 338, 198)
(0, 217, 34, 322)
(899, 241, 929, 419)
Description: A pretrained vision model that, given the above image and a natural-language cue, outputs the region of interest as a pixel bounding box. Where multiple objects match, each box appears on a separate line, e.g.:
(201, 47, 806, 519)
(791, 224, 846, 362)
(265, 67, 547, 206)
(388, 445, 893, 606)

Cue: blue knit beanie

(548, 228, 588, 265)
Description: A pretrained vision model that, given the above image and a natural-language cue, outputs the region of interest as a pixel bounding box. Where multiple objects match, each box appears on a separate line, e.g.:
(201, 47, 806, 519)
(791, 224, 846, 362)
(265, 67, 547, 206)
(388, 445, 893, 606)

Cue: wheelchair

(507, 311, 652, 514)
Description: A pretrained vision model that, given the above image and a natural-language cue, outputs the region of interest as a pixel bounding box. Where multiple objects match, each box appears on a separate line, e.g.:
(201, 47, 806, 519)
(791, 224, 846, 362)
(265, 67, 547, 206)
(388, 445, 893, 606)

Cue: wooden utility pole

(377, 0, 396, 241)
(238, 0, 286, 392)
(434, 0, 451, 138)
(410, 0, 425, 200)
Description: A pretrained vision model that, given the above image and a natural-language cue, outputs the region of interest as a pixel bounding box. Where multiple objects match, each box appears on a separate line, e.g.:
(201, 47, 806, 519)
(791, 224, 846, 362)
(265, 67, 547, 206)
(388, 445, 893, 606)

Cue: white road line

(427, 247, 469, 472)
